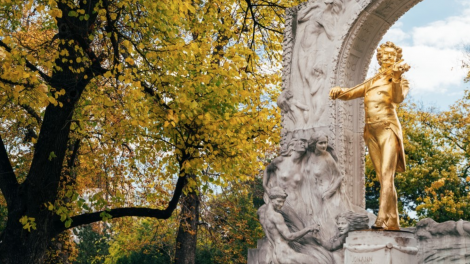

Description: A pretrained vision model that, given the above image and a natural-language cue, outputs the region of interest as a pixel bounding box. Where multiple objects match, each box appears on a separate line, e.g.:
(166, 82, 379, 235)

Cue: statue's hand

(329, 86, 342, 100)
(392, 63, 410, 79)
(309, 223, 320, 232)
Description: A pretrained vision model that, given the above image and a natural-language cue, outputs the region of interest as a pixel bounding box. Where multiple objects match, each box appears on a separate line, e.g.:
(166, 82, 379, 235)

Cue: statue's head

(268, 187, 288, 212)
(308, 131, 328, 153)
(324, 0, 344, 14)
(376, 41, 403, 68)
(286, 134, 308, 156)
(335, 211, 369, 235)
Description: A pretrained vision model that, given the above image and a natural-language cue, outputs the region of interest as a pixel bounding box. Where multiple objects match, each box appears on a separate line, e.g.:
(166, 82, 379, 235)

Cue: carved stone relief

(259, 131, 372, 264)
(414, 218, 470, 263)
(247, 0, 431, 264)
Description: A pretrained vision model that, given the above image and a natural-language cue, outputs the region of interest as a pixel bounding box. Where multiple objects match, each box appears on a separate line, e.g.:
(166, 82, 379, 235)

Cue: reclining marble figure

(263, 186, 326, 264)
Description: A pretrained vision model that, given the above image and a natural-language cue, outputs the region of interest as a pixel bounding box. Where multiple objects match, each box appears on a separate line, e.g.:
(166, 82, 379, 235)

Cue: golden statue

(329, 41, 410, 230)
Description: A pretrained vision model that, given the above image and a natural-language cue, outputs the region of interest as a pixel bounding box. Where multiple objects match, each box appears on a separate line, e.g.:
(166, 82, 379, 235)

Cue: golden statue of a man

(329, 41, 410, 230)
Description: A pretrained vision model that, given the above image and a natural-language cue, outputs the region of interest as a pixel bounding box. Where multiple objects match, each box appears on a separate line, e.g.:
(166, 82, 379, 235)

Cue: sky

(367, 0, 470, 111)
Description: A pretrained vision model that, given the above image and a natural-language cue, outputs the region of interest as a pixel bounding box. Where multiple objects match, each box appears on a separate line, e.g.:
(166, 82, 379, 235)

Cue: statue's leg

(364, 125, 386, 225)
(375, 126, 399, 229)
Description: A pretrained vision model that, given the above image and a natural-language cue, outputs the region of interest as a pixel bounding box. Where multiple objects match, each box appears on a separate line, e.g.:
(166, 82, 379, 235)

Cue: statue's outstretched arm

(329, 82, 367, 101)
(275, 216, 318, 241)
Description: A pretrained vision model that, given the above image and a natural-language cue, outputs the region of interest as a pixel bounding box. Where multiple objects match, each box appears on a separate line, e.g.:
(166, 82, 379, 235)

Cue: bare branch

(58, 173, 187, 231)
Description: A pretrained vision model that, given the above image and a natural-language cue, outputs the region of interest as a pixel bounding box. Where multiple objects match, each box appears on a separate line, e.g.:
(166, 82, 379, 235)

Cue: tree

(100, 177, 265, 264)
(197, 178, 265, 263)
(104, 218, 175, 264)
(0, 0, 299, 263)
(414, 92, 470, 221)
(74, 224, 110, 264)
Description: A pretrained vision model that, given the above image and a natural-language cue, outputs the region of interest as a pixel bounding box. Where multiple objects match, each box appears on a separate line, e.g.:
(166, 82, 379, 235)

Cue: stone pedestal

(417, 234, 470, 263)
(344, 230, 418, 264)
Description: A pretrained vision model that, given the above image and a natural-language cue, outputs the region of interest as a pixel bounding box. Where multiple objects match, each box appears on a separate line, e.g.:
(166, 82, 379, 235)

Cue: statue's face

(332, 0, 343, 13)
(337, 217, 350, 235)
(295, 139, 307, 152)
(324, 0, 343, 14)
(315, 136, 328, 153)
(289, 138, 307, 153)
(272, 197, 285, 212)
(380, 47, 397, 68)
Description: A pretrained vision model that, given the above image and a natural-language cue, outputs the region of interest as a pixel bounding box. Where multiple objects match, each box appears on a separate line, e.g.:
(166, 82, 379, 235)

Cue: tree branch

(141, 81, 171, 110)
(0, 40, 52, 83)
(59, 173, 187, 231)
(0, 134, 19, 207)
(0, 77, 34, 89)
(20, 104, 42, 125)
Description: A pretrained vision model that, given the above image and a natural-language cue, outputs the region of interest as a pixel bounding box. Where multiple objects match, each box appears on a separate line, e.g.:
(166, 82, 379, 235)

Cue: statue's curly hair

(335, 211, 369, 231)
(268, 186, 288, 200)
(376, 41, 403, 66)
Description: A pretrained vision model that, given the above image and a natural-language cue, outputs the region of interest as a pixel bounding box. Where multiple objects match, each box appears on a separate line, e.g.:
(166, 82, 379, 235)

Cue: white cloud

(382, 22, 409, 44)
(412, 16, 470, 49)
(402, 45, 466, 93)
(367, 46, 466, 93)
(368, 4, 470, 100)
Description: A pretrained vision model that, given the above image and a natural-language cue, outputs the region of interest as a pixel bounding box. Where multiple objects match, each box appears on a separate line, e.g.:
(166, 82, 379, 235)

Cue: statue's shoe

(385, 225, 400, 231)
(372, 218, 385, 229)
(385, 217, 400, 231)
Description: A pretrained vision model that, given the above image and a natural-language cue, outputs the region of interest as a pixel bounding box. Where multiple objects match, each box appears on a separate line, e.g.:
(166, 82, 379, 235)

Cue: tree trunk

(174, 183, 200, 264)
(0, 199, 59, 263)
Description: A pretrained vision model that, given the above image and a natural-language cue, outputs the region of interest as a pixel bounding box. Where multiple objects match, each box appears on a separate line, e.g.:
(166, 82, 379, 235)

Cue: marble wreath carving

(258, 131, 372, 264)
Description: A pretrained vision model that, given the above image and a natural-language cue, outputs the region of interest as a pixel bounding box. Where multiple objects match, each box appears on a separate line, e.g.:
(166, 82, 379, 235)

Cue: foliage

(197, 178, 264, 263)
(0, 0, 303, 262)
(0, 197, 6, 233)
(414, 91, 470, 221)
(73, 224, 110, 264)
(80, 178, 264, 264)
(105, 218, 177, 263)
(43, 232, 78, 264)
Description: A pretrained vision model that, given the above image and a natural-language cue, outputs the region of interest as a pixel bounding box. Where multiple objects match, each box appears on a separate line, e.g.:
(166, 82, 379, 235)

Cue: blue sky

(367, 0, 470, 111)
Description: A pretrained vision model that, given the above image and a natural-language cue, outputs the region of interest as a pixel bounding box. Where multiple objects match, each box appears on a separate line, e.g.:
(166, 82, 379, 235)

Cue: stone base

(247, 248, 259, 264)
(344, 230, 418, 264)
(247, 237, 271, 264)
(417, 234, 470, 263)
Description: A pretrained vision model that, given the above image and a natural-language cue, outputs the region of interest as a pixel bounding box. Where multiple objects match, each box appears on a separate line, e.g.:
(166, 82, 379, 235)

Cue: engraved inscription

(352, 256, 373, 263)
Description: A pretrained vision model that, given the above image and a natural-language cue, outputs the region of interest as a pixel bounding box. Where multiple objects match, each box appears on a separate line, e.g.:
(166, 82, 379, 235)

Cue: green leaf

(48, 151, 57, 161)
(65, 219, 72, 228)
(68, 10, 78, 17)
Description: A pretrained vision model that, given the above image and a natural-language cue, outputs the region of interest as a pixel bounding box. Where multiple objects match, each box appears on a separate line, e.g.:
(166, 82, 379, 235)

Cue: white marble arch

(281, 0, 425, 209)
(248, 1, 434, 264)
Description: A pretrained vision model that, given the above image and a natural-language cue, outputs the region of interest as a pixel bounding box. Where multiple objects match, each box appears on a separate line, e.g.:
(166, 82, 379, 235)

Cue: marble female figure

(264, 136, 309, 221)
(277, 89, 309, 129)
(290, 0, 344, 126)
(302, 131, 353, 240)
